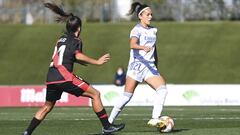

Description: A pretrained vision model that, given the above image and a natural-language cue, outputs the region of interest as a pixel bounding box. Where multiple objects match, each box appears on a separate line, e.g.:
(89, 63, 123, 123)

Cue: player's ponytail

(44, 3, 71, 22)
(127, 2, 149, 17)
(44, 2, 82, 34)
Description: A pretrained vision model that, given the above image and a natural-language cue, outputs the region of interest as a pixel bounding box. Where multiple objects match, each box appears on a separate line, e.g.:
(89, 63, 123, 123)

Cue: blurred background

(0, 0, 240, 135)
(1, 1, 240, 134)
(1, 0, 240, 24)
(0, 0, 240, 85)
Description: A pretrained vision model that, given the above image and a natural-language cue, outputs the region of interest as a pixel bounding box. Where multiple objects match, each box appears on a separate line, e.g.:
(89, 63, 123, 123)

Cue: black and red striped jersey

(46, 33, 82, 84)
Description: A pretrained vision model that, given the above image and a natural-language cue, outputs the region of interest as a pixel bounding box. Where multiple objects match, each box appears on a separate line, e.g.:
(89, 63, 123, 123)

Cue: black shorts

(46, 75, 90, 101)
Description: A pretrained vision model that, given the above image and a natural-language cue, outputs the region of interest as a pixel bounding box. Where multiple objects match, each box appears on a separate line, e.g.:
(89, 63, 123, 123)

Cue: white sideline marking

(192, 117, 240, 120)
(2, 117, 240, 121)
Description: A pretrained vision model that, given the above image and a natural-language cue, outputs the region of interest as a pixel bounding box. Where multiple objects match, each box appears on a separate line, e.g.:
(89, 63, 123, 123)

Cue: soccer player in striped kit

(108, 2, 168, 128)
(22, 2, 124, 135)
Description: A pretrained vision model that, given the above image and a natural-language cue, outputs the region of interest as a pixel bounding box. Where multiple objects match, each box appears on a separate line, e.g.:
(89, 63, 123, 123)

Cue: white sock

(108, 92, 133, 124)
(152, 85, 168, 119)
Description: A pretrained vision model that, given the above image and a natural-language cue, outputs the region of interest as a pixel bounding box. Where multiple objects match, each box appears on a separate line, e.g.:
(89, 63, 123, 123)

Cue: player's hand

(97, 53, 110, 65)
(143, 46, 151, 52)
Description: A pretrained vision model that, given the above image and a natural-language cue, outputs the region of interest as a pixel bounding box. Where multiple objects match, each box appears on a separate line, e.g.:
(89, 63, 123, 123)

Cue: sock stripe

(100, 114, 108, 119)
(96, 109, 110, 127)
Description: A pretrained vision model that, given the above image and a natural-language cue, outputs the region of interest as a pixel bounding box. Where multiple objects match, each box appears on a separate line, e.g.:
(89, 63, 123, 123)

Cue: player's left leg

(82, 86, 109, 126)
(82, 86, 125, 134)
(145, 75, 168, 127)
(69, 75, 125, 134)
(71, 76, 112, 129)
(22, 101, 56, 135)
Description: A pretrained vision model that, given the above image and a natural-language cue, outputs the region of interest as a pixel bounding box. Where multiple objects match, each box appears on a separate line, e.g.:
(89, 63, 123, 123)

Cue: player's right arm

(75, 53, 110, 65)
(130, 27, 151, 52)
(130, 37, 151, 52)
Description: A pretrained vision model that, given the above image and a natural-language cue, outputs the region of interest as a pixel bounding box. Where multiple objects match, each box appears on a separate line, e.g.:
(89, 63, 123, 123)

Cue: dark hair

(44, 2, 82, 33)
(127, 2, 149, 16)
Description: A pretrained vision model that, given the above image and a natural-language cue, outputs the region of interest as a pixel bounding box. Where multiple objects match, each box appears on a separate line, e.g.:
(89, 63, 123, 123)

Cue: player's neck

(139, 22, 149, 28)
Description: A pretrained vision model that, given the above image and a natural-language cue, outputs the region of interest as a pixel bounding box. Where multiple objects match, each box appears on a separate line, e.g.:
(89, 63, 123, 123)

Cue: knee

(91, 90, 101, 100)
(123, 92, 133, 102)
(156, 85, 167, 91)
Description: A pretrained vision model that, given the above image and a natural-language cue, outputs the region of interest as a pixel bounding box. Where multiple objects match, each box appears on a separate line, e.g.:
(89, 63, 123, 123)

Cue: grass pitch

(1, 106, 240, 135)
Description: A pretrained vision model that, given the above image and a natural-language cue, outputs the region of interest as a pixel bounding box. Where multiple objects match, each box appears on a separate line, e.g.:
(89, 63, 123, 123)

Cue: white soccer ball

(158, 116, 174, 133)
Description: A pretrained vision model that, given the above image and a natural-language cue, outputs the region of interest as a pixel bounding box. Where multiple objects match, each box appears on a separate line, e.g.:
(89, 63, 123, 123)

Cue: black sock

(24, 117, 41, 134)
(96, 109, 110, 128)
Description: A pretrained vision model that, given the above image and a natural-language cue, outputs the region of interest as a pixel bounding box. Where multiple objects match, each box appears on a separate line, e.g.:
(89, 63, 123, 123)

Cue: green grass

(1, 106, 240, 135)
(1, 22, 240, 84)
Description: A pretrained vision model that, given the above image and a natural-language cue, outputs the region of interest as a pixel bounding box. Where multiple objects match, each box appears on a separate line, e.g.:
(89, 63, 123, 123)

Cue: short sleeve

(153, 27, 158, 35)
(130, 27, 140, 39)
(74, 40, 83, 54)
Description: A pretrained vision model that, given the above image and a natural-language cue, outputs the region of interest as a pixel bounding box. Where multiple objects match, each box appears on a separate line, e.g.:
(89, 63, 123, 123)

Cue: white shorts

(126, 61, 160, 82)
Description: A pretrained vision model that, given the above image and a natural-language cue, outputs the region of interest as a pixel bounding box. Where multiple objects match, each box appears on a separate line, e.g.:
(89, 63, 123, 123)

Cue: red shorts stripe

(72, 75, 90, 91)
(46, 80, 67, 85)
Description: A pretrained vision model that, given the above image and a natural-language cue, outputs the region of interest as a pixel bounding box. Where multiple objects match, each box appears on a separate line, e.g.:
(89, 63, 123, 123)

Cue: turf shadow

(170, 128, 190, 133)
(87, 133, 115, 135)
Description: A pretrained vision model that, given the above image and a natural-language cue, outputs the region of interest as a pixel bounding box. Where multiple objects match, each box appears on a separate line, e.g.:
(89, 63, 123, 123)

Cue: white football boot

(147, 118, 165, 128)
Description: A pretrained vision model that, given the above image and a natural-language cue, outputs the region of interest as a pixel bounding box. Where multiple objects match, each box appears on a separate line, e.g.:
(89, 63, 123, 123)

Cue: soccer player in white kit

(108, 2, 168, 128)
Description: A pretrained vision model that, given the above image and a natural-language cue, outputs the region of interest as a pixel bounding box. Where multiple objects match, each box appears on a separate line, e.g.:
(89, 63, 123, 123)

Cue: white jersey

(127, 23, 159, 82)
(129, 23, 157, 63)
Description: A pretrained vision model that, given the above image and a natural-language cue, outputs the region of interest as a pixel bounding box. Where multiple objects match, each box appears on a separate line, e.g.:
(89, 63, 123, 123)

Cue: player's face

(139, 8, 152, 26)
(77, 27, 81, 37)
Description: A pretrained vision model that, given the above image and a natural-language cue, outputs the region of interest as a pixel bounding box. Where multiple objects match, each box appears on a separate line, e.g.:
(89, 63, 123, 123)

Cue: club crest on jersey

(58, 38, 67, 43)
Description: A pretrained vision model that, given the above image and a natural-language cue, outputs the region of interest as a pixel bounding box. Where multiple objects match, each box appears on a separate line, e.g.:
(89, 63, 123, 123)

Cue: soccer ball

(158, 116, 174, 133)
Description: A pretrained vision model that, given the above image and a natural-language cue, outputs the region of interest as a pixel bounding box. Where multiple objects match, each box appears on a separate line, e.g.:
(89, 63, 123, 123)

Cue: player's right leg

(108, 76, 138, 124)
(22, 84, 61, 135)
(22, 101, 56, 135)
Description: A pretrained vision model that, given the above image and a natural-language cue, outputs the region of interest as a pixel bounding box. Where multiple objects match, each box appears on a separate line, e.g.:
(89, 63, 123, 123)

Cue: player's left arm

(75, 55, 88, 66)
(74, 41, 110, 65)
(75, 52, 110, 65)
(154, 28, 158, 67)
(154, 47, 158, 67)
(74, 40, 88, 66)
